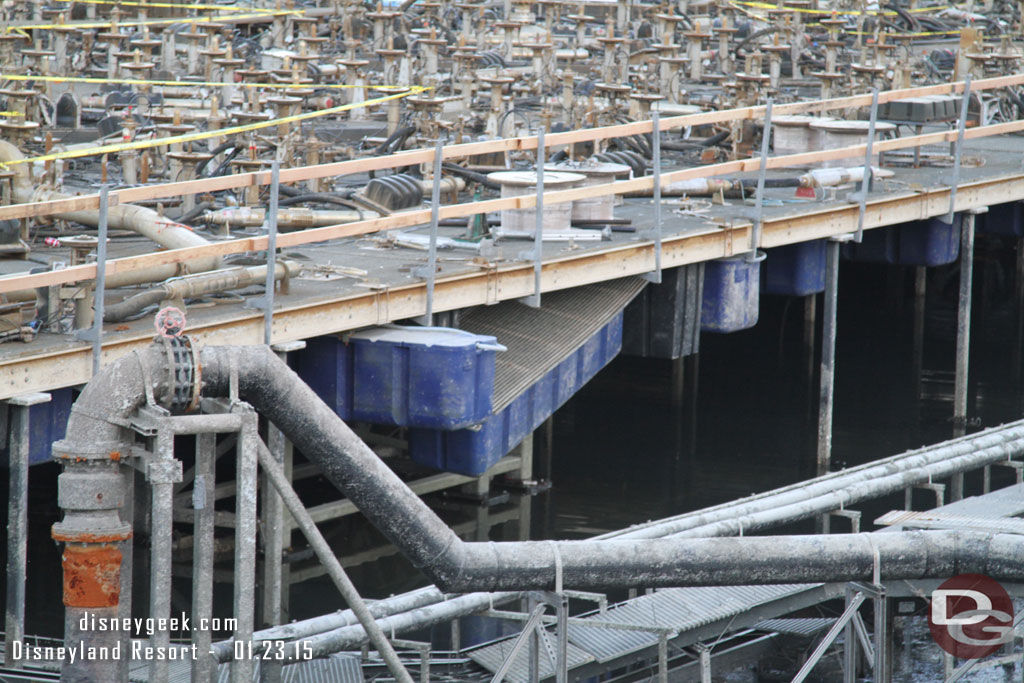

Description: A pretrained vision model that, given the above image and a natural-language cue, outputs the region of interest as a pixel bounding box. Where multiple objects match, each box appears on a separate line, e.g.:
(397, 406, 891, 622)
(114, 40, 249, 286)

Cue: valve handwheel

(154, 307, 187, 338)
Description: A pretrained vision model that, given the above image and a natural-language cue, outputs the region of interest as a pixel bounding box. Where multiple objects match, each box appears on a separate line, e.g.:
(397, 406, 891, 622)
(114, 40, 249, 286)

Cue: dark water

(8, 235, 1024, 680)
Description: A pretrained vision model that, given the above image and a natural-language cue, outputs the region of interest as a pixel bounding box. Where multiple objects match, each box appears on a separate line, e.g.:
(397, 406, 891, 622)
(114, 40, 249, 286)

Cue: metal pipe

(218, 417, 1024, 657)
(58, 344, 1024, 603)
(103, 261, 300, 323)
(204, 207, 376, 229)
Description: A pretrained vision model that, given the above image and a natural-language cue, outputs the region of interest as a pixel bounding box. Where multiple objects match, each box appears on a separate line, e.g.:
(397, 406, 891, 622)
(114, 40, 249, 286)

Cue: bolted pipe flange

(52, 438, 130, 463)
(152, 334, 201, 413)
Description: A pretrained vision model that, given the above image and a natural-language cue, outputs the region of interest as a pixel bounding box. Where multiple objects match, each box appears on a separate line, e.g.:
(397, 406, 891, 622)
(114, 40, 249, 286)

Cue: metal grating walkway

(467, 584, 817, 682)
(876, 483, 1024, 534)
(459, 277, 647, 411)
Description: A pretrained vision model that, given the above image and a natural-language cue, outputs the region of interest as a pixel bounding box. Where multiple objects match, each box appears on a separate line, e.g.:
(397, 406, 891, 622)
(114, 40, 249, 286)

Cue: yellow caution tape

(0, 86, 430, 168)
(1, 73, 412, 92)
(49, 0, 281, 13)
(6, 10, 300, 33)
(732, 1, 948, 15)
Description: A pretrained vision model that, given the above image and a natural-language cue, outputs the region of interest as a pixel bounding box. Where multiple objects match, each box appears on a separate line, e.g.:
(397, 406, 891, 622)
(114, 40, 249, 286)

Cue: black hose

(441, 163, 501, 189)
(195, 140, 238, 177)
(209, 146, 244, 178)
(374, 125, 417, 155)
(883, 3, 919, 32)
(702, 129, 731, 147)
(177, 201, 215, 225)
(739, 177, 802, 189)
(733, 27, 781, 55)
(277, 194, 368, 215)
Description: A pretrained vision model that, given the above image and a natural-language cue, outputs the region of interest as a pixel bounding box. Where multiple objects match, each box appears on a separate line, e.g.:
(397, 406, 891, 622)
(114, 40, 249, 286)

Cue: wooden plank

(2, 171, 1024, 399)
(3, 115, 1023, 294)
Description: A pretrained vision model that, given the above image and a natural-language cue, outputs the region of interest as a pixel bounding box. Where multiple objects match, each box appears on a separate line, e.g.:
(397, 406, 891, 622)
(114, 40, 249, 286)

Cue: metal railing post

(643, 111, 663, 283)
(73, 184, 109, 374)
(522, 127, 545, 309)
(945, 75, 972, 224)
(424, 137, 445, 323)
(262, 161, 280, 345)
(855, 89, 879, 243)
(750, 99, 773, 260)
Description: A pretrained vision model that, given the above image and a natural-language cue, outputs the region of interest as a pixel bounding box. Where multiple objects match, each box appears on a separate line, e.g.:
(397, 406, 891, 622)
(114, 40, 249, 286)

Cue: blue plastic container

(898, 215, 960, 266)
(701, 253, 761, 333)
(841, 227, 898, 264)
(763, 240, 827, 296)
(0, 388, 73, 467)
(977, 202, 1023, 237)
(296, 335, 354, 421)
(409, 314, 623, 475)
(295, 326, 504, 430)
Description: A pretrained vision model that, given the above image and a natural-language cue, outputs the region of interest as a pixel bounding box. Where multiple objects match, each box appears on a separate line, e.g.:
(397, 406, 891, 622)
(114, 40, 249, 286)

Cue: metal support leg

(231, 407, 259, 683)
(952, 208, 982, 500)
(192, 432, 218, 683)
(254, 439, 414, 683)
(696, 641, 710, 683)
(260, 343, 304, 683)
(670, 356, 684, 409)
(555, 593, 568, 683)
(793, 592, 867, 683)
(119, 461, 135, 683)
(874, 590, 890, 682)
(817, 239, 841, 480)
(912, 266, 927, 412)
(5, 393, 50, 668)
(843, 585, 858, 683)
(528, 594, 540, 683)
(149, 429, 180, 683)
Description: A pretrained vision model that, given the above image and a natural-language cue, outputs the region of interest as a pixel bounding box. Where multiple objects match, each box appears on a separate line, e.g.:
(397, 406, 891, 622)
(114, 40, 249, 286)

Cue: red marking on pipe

(62, 545, 122, 608)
